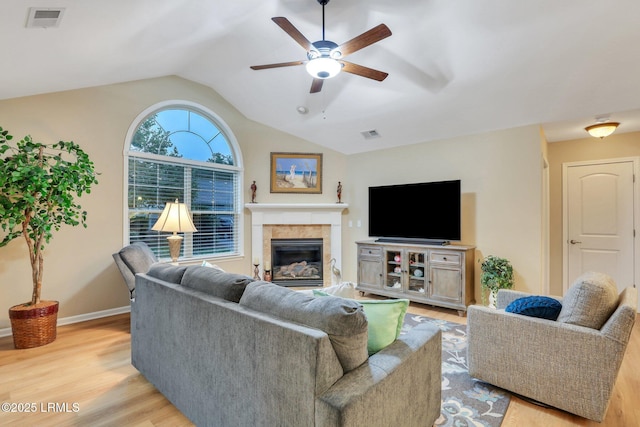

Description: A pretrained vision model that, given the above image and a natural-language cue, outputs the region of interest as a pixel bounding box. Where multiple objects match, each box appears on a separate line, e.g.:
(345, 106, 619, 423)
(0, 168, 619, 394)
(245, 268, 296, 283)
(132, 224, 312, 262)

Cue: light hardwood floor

(1, 303, 638, 426)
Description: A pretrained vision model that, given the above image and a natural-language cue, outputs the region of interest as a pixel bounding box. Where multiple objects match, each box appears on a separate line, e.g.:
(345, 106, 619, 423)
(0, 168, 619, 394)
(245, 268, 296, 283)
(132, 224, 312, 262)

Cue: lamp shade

(152, 199, 197, 233)
(585, 122, 619, 139)
(306, 57, 342, 79)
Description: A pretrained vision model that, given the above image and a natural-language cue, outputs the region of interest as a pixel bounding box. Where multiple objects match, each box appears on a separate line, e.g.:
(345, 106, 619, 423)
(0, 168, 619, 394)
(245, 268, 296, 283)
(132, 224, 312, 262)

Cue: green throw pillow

(358, 299, 409, 355)
(312, 291, 409, 355)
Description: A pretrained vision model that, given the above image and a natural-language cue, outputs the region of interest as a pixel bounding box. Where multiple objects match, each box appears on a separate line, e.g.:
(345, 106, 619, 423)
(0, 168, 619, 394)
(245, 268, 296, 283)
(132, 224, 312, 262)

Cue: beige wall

(0, 75, 550, 329)
(341, 125, 545, 304)
(546, 131, 640, 295)
(0, 76, 344, 329)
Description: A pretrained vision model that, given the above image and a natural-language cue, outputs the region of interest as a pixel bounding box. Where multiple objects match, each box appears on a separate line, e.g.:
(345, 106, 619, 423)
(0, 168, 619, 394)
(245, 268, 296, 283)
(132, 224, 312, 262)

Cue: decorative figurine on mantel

(263, 260, 272, 282)
(253, 257, 261, 280)
(337, 181, 343, 203)
(250, 180, 257, 203)
(330, 258, 342, 283)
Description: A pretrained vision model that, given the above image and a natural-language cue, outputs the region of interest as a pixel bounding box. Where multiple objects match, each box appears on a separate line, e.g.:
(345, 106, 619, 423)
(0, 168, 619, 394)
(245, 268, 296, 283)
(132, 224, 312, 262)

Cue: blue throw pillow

(505, 296, 562, 320)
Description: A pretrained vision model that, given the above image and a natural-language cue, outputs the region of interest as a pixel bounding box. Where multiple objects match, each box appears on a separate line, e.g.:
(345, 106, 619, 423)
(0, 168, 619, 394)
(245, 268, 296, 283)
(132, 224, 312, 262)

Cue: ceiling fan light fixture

(585, 122, 619, 139)
(306, 57, 341, 79)
(250, 1, 391, 93)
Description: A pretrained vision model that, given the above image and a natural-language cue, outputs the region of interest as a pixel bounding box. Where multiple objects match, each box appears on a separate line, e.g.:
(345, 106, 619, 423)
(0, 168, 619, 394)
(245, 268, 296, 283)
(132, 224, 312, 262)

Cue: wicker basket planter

(9, 301, 59, 349)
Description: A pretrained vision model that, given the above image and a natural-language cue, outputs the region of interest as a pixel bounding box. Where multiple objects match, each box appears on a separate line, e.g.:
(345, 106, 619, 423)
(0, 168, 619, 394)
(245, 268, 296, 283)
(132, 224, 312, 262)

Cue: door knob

(570, 239, 582, 244)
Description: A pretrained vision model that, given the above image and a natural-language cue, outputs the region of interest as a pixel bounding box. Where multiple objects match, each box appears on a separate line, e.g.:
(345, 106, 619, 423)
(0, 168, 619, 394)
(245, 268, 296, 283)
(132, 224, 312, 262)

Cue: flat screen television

(368, 180, 461, 244)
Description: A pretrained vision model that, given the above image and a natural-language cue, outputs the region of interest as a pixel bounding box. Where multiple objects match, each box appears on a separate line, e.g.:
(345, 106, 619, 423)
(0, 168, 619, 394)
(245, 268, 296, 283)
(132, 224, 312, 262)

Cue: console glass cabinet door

(382, 249, 428, 296)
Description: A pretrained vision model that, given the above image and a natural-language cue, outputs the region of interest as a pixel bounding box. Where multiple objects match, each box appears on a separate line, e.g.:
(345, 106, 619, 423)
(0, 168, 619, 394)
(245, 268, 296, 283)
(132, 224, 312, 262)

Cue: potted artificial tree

(480, 255, 514, 308)
(0, 126, 98, 349)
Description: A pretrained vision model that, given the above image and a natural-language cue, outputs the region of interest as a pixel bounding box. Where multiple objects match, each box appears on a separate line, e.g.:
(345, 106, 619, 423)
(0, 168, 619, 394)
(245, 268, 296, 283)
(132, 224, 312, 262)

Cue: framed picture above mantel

(270, 152, 323, 194)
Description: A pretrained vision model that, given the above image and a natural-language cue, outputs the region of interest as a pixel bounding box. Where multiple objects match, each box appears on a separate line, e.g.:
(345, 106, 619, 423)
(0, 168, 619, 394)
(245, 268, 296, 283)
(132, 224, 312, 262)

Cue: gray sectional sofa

(131, 264, 442, 427)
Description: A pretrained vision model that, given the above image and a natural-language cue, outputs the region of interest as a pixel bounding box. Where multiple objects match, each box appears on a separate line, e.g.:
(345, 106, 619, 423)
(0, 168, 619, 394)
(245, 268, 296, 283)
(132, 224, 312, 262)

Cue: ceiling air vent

(26, 8, 65, 28)
(360, 129, 381, 140)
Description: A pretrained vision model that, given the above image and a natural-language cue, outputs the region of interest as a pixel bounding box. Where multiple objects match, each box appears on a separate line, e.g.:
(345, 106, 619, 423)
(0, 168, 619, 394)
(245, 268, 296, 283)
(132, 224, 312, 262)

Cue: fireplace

(245, 203, 349, 287)
(271, 238, 323, 287)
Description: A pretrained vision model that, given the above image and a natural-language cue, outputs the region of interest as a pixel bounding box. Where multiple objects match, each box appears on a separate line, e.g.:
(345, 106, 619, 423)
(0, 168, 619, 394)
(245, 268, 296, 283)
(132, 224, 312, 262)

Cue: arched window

(125, 102, 243, 260)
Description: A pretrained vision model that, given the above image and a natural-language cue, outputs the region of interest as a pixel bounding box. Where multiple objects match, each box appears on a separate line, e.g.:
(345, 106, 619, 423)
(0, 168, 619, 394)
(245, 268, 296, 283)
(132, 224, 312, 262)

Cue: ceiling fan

(250, 0, 392, 94)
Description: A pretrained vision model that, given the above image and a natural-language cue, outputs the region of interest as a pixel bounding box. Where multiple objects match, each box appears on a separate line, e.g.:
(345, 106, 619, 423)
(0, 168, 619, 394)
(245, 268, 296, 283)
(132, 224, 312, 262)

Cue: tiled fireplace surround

(245, 203, 349, 287)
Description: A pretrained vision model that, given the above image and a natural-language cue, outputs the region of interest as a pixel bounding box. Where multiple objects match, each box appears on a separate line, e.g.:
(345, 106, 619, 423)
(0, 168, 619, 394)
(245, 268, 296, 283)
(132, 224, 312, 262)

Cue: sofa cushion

(323, 282, 357, 298)
(505, 296, 562, 320)
(557, 271, 619, 329)
(240, 281, 368, 373)
(181, 266, 254, 303)
(118, 241, 157, 274)
(201, 260, 225, 271)
(147, 263, 188, 284)
(357, 299, 409, 355)
(298, 282, 356, 298)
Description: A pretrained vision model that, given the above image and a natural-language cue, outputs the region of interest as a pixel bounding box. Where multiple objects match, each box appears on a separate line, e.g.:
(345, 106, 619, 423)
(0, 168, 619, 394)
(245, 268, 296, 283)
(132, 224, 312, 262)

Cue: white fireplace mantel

(245, 202, 349, 220)
(245, 203, 349, 279)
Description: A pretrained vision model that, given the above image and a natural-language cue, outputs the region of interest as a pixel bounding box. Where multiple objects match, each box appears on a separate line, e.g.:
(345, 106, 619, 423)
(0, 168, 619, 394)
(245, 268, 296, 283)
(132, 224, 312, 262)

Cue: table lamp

(152, 199, 197, 262)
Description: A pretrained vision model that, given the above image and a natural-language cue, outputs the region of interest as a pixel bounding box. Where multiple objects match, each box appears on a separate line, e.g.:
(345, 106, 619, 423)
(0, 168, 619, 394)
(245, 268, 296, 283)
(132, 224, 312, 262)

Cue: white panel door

(564, 160, 635, 293)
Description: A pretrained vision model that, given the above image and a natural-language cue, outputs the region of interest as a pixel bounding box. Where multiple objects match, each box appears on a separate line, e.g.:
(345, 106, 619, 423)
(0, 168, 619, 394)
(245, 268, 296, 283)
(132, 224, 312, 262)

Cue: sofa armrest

(467, 305, 626, 421)
(316, 322, 441, 427)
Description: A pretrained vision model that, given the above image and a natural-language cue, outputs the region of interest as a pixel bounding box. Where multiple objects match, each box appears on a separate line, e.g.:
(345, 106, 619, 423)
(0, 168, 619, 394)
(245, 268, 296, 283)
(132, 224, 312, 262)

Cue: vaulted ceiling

(3, 0, 640, 154)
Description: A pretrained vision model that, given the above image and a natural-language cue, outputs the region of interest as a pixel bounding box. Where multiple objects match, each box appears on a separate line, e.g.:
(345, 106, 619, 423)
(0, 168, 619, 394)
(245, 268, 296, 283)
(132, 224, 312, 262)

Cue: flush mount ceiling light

(585, 122, 620, 139)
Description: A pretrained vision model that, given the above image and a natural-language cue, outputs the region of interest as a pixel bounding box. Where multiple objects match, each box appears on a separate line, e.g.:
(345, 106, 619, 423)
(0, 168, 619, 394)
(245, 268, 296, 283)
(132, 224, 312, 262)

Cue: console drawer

(429, 251, 461, 265)
(359, 246, 382, 258)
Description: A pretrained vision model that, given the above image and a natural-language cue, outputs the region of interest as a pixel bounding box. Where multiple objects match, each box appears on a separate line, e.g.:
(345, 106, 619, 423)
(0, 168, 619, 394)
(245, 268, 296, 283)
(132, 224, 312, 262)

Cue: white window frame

(122, 100, 244, 261)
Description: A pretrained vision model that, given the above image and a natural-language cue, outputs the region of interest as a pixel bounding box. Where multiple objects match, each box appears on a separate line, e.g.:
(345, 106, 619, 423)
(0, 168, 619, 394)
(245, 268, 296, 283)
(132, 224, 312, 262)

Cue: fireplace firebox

(271, 238, 323, 287)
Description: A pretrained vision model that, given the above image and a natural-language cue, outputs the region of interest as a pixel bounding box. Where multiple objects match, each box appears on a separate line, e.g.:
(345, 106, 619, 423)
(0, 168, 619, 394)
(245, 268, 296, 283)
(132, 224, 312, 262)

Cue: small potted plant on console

(480, 255, 514, 308)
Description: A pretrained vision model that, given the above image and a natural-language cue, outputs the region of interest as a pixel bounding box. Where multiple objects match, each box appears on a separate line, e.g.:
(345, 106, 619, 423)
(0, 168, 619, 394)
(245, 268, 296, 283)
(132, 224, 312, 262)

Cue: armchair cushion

(557, 271, 618, 329)
(505, 295, 562, 320)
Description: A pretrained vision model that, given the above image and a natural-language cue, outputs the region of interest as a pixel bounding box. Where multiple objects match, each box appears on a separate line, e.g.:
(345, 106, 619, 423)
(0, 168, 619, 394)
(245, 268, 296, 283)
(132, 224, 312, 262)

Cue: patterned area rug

(401, 314, 511, 427)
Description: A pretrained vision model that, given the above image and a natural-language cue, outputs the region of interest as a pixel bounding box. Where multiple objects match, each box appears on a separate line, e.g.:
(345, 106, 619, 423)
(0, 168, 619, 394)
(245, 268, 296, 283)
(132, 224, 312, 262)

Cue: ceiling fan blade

(336, 24, 392, 58)
(340, 61, 388, 81)
(272, 17, 313, 52)
(250, 61, 305, 70)
(310, 78, 324, 93)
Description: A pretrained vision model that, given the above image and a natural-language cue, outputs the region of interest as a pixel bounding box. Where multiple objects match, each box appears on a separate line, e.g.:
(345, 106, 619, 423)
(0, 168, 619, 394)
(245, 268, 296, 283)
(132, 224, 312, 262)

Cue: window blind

(128, 156, 239, 259)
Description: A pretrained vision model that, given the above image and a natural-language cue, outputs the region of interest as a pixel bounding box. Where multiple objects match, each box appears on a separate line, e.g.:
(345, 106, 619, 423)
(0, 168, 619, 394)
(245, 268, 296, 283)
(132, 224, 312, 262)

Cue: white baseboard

(0, 305, 131, 338)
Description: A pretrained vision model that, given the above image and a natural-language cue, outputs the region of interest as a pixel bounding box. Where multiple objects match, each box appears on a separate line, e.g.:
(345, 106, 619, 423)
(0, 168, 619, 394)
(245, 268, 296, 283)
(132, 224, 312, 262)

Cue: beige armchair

(467, 272, 637, 422)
